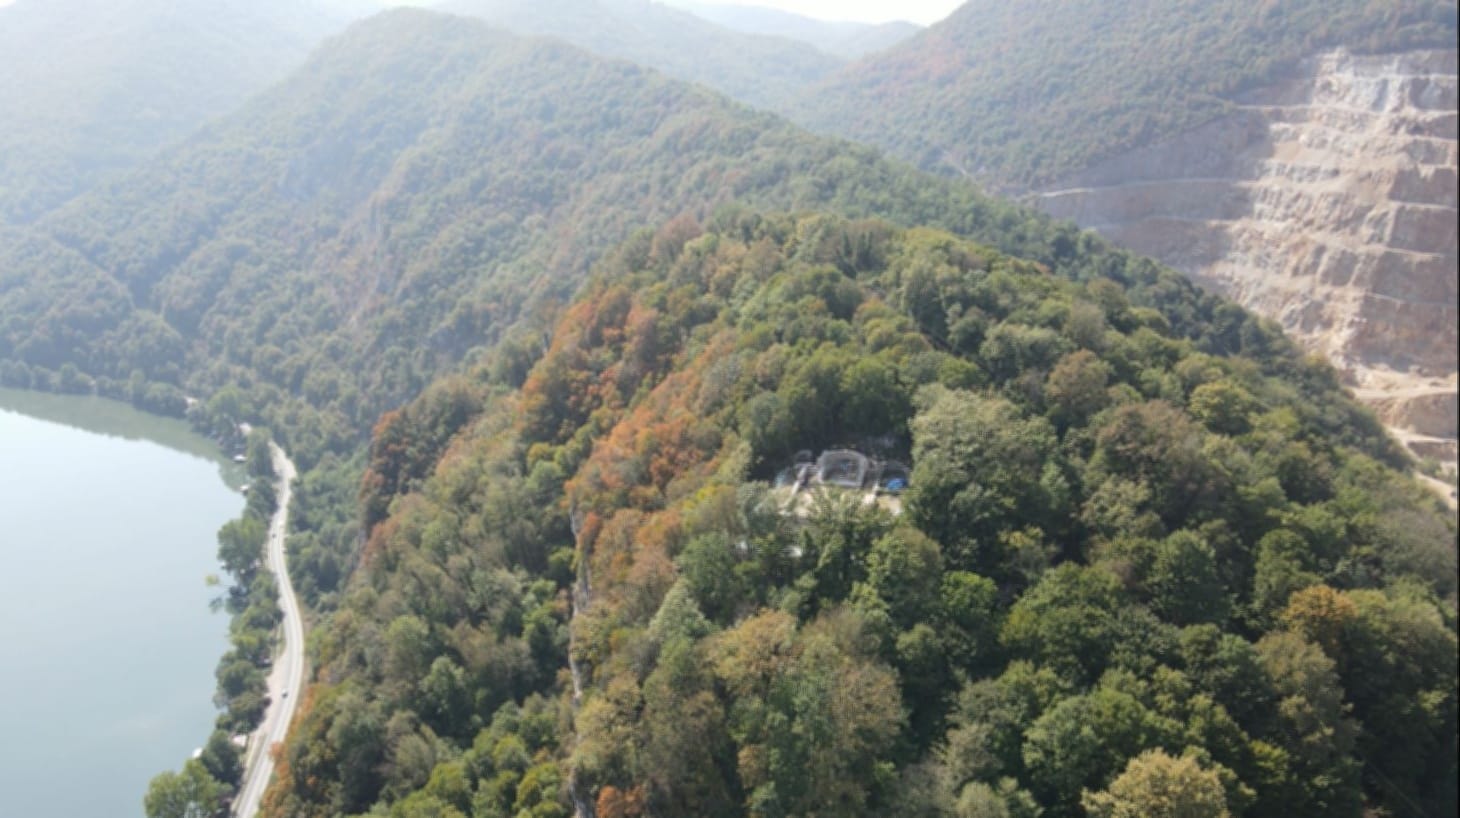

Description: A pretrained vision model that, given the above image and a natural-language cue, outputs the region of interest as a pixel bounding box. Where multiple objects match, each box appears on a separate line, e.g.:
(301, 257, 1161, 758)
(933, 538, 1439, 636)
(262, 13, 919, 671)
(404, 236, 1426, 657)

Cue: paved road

(233, 444, 303, 818)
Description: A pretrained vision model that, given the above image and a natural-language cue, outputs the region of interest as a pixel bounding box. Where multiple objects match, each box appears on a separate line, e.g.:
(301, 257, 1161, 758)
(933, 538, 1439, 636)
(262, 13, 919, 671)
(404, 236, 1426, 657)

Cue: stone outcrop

(1038, 48, 1459, 474)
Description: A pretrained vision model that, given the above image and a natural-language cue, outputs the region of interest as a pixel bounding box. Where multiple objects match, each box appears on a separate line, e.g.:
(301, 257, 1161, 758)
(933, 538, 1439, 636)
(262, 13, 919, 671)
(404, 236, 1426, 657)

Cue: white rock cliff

(1039, 48, 1459, 479)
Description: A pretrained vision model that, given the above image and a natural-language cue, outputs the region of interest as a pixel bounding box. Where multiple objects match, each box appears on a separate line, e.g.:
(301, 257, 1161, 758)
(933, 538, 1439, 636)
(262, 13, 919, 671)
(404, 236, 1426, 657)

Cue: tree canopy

(263, 213, 1456, 818)
(2, 12, 1449, 818)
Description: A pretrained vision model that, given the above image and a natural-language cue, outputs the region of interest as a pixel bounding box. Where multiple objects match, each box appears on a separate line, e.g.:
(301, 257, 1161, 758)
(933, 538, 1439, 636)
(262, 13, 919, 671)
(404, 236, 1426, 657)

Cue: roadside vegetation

(146, 428, 281, 817)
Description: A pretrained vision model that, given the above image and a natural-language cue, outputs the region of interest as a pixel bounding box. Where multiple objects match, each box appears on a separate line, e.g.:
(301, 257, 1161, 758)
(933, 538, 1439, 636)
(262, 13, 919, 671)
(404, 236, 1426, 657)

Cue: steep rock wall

(1039, 48, 1459, 470)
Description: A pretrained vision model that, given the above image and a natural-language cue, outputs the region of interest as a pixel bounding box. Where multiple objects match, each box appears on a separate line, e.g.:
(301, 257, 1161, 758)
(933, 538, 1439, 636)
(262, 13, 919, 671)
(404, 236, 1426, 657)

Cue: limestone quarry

(1038, 48, 1458, 496)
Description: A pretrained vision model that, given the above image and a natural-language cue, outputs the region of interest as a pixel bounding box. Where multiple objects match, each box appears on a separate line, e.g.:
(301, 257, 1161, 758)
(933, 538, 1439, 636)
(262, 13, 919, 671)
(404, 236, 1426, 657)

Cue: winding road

(233, 443, 304, 818)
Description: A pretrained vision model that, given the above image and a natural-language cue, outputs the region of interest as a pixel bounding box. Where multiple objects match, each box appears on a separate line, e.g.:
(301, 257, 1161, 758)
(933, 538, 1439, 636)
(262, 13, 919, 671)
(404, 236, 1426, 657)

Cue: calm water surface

(0, 389, 244, 817)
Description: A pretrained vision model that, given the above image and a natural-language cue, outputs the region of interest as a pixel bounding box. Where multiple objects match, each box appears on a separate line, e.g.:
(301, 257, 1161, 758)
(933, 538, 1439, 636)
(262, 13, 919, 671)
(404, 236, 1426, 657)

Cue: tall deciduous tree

(1149, 530, 1229, 626)
(143, 759, 224, 818)
(909, 386, 1062, 575)
(1252, 632, 1360, 817)
(1045, 349, 1112, 429)
(1082, 749, 1231, 818)
(216, 515, 267, 584)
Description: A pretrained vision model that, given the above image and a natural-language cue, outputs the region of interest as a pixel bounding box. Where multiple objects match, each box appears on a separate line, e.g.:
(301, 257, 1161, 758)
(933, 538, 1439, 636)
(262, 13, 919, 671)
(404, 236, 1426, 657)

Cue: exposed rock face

(1039, 48, 1459, 471)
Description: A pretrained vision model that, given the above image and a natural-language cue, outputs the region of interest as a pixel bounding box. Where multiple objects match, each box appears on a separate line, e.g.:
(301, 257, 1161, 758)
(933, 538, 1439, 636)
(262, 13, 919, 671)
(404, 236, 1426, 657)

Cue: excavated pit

(1039, 48, 1459, 483)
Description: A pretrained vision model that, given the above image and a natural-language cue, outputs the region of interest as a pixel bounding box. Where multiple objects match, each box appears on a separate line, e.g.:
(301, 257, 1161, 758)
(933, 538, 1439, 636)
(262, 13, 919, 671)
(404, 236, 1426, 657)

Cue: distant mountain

(0, 8, 1153, 463)
(1, 11, 1450, 818)
(2, 6, 1345, 619)
(436, 0, 842, 110)
(666, 1, 920, 58)
(793, 0, 1459, 469)
(796, 0, 1457, 190)
(831, 19, 923, 58)
(0, 0, 360, 224)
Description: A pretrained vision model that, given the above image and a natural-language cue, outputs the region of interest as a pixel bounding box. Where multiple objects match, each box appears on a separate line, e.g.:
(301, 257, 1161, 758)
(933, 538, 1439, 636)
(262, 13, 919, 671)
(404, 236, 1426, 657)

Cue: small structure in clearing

(773, 447, 910, 517)
(818, 449, 869, 489)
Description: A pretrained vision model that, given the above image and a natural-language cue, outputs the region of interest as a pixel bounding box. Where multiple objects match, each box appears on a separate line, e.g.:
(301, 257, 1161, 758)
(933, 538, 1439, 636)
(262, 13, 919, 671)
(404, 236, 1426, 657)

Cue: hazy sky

(680, 1, 963, 25)
(381, 0, 962, 26)
(0, 1, 961, 26)
(0, 0, 961, 27)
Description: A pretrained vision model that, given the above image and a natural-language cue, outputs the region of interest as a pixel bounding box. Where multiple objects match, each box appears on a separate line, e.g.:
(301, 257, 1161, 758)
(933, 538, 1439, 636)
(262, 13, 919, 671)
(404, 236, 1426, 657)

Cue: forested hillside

(795, 0, 1458, 189)
(0, 0, 355, 223)
(0, 9, 1451, 818)
(437, 0, 842, 110)
(0, 7, 1242, 615)
(267, 212, 1456, 818)
(0, 8, 1200, 477)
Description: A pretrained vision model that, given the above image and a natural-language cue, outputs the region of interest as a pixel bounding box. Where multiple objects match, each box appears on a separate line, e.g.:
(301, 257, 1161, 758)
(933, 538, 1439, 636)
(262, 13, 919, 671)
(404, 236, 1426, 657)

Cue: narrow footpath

(233, 443, 304, 818)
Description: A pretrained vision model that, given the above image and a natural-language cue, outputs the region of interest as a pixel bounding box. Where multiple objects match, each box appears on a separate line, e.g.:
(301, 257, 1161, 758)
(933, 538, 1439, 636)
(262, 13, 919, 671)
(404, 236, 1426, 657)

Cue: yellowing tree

(1279, 584, 1358, 659)
(1082, 749, 1231, 818)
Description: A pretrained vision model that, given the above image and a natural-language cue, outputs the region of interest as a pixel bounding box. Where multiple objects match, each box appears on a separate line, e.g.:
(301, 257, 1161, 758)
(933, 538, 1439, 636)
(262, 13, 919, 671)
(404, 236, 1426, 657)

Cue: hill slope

(1038, 47, 1458, 469)
(437, 0, 843, 110)
(268, 211, 1457, 818)
(0, 10, 1449, 817)
(795, 0, 1459, 473)
(3, 6, 1415, 603)
(0, 0, 357, 223)
(0, 7, 1227, 470)
(796, 0, 1456, 190)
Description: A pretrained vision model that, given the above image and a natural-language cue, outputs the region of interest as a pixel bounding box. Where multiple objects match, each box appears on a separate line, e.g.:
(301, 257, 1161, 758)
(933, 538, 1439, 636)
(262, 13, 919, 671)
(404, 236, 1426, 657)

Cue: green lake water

(0, 389, 244, 817)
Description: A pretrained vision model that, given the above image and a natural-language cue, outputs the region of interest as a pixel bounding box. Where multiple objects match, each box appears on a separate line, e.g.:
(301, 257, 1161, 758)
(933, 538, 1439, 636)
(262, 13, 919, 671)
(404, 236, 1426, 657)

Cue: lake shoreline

(0, 394, 245, 818)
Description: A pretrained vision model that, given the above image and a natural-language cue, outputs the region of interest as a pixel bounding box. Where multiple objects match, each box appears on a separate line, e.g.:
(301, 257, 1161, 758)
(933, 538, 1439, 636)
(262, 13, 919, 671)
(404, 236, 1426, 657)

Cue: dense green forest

(0, 8, 1451, 818)
(265, 213, 1455, 818)
(0, 7, 1254, 513)
(438, 0, 843, 111)
(0, 0, 354, 223)
(795, 0, 1459, 189)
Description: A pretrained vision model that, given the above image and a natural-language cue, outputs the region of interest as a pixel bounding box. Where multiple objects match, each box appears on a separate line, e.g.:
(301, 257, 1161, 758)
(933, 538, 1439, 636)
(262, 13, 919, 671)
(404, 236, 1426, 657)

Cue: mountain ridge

(664, 1, 921, 58)
(436, 0, 843, 110)
(795, 0, 1457, 190)
(791, 0, 1459, 478)
(0, 0, 360, 223)
(2, 8, 1200, 468)
(0, 7, 1451, 817)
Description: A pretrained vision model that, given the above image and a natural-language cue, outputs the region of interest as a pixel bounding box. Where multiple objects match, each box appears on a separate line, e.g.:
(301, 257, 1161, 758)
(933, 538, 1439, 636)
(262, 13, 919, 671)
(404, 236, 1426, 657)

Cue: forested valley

(2, 8, 1169, 611)
(0, 5, 1452, 818)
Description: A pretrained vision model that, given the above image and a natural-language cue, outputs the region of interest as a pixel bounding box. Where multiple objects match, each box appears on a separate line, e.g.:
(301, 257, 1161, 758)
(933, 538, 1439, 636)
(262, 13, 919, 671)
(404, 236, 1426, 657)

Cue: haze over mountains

(0, 0, 364, 223)
(664, 1, 921, 58)
(0, 0, 922, 229)
(0, 3, 1454, 818)
(435, 0, 844, 110)
(0, 8, 1102, 465)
